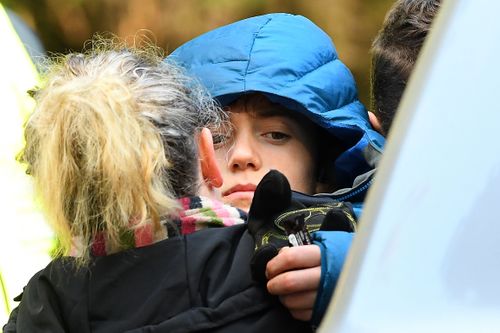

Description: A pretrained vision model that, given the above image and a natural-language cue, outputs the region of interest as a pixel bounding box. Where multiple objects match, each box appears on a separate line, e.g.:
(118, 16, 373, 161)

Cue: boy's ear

(198, 127, 223, 188)
(368, 111, 383, 135)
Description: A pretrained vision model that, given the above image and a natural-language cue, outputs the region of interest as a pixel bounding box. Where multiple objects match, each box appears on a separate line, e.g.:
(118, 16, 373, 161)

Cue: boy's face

(212, 96, 318, 212)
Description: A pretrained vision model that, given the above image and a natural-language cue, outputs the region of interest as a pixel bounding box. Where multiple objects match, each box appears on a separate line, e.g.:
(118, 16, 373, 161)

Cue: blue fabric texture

(168, 13, 384, 191)
(311, 231, 354, 327)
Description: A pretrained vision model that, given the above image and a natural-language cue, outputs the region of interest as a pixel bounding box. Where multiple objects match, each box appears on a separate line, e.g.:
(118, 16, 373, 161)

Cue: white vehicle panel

(320, 0, 500, 332)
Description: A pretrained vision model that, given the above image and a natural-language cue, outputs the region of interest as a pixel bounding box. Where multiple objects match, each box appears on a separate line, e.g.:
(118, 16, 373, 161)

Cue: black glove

(247, 170, 357, 284)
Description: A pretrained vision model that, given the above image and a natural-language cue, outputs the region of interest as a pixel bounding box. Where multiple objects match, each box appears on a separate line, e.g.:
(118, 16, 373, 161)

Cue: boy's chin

(223, 192, 254, 213)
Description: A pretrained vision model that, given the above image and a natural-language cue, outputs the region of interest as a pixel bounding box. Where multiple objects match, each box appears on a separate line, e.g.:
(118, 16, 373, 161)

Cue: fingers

(266, 246, 322, 322)
(267, 266, 321, 295)
(266, 245, 320, 280)
(279, 290, 317, 310)
(279, 291, 316, 321)
(288, 309, 313, 322)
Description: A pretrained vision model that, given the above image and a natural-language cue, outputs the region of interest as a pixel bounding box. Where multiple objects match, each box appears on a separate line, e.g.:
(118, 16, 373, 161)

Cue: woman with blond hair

(5, 39, 313, 332)
(17, 41, 243, 262)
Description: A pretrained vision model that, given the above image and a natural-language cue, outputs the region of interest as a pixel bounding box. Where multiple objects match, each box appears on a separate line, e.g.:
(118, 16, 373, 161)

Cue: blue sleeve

(351, 202, 363, 219)
(310, 231, 353, 327)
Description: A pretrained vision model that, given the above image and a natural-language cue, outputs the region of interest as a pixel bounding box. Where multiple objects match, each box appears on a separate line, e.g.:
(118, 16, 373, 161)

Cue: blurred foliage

(3, 0, 394, 106)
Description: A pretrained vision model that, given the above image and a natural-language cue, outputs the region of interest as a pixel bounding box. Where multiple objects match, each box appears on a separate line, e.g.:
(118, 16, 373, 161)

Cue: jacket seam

(243, 17, 274, 91)
(281, 56, 338, 89)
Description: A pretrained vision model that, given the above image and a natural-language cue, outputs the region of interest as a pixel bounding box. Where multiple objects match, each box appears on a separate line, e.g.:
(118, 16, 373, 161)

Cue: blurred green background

(3, 0, 394, 107)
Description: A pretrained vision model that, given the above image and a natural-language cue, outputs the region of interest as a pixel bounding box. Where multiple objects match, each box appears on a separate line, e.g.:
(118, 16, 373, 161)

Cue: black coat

(6, 225, 312, 333)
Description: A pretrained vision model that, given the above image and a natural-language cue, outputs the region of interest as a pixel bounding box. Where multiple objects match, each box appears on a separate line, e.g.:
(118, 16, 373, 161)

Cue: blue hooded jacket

(169, 13, 384, 326)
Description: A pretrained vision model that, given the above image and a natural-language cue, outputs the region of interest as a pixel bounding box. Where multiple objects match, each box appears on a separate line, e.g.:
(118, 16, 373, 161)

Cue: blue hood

(169, 13, 384, 192)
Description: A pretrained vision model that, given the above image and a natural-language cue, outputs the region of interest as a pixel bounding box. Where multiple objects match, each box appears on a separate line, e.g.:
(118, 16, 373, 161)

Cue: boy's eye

(263, 131, 291, 141)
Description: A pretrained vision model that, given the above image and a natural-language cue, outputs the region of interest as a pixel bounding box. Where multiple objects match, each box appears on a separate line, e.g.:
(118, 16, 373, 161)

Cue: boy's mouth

(222, 184, 257, 212)
(223, 184, 257, 196)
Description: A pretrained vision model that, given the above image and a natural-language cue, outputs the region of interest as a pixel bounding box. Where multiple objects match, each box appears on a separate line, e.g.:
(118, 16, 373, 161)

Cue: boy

(170, 13, 384, 325)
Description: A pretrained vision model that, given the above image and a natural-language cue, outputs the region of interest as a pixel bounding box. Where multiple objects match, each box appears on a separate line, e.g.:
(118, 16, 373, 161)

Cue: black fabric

(2, 306, 18, 333)
(8, 225, 312, 333)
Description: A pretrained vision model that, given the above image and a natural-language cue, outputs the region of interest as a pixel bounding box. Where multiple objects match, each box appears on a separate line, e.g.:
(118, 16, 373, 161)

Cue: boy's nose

(227, 137, 261, 171)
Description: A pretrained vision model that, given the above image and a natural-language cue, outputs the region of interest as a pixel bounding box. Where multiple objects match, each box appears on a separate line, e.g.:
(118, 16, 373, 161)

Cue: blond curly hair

(19, 37, 224, 264)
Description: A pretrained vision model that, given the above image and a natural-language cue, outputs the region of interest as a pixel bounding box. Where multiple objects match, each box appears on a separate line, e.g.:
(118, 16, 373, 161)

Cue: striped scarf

(71, 196, 247, 257)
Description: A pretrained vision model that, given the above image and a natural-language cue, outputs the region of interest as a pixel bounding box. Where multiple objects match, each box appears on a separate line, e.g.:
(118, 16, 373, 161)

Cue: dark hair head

(370, 0, 441, 135)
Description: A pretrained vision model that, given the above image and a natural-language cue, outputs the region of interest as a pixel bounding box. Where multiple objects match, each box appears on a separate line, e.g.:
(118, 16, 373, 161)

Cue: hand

(266, 245, 321, 321)
(247, 170, 356, 283)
